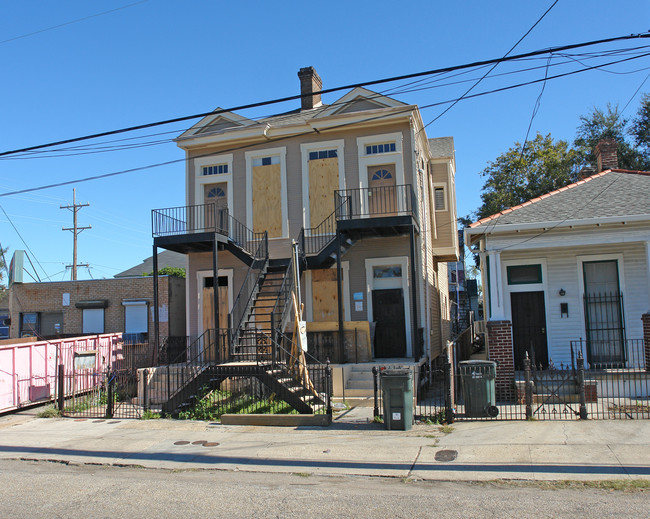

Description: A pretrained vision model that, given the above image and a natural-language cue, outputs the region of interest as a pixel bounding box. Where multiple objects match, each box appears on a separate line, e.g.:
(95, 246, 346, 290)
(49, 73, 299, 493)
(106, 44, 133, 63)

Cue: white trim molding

(300, 139, 345, 228)
(245, 147, 288, 238)
(193, 154, 234, 212)
(365, 256, 412, 357)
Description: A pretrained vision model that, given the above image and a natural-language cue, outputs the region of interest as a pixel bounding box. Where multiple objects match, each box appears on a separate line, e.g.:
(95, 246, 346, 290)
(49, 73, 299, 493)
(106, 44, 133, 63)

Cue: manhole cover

(107, 421, 120, 424)
(174, 441, 190, 445)
(93, 420, 106, 423)
(74, 419, 87, 422)
(434, 449, 458, 462)
(202, 442, 219, 447)
(192, 440, 207, 445)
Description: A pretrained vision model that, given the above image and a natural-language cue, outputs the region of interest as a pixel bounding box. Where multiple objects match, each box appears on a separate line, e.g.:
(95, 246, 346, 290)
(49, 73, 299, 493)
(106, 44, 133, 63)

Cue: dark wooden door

(372, 288, 406, 358)
(511, 291, 548, 370)
(367, 164, 397, 216)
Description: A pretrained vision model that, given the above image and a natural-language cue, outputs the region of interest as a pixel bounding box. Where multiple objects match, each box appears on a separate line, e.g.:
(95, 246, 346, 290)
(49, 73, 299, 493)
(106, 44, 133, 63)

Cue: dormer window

(365, 142, 396, 155)
(202, 164, 228, 176)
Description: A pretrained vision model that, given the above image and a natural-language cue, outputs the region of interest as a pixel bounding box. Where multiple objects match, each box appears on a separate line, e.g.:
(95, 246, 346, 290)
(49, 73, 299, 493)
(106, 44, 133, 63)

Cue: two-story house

(151, 67, 458, 401)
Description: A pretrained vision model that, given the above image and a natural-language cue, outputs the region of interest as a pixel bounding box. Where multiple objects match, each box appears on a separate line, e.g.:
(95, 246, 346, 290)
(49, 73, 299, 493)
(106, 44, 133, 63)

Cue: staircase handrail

(270, 261, 296, 340)
(301, 196, 349, 256)
(230, 231, 269, 347)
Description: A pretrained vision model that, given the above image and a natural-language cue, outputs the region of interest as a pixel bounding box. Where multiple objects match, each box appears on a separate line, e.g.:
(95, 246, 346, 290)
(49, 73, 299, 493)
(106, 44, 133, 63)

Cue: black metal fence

(372, 333, 649, 424)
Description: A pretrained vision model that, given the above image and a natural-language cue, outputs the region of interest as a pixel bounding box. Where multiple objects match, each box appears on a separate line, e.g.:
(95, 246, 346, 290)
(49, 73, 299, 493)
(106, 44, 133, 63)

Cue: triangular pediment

(317, 87, 408, 118)
(178, 109, 254, 139)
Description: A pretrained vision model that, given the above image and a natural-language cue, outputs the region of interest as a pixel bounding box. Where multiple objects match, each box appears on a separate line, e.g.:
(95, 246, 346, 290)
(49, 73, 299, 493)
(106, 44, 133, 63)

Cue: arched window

(207, 187, 226, 198)
(371, 169, 392, 181)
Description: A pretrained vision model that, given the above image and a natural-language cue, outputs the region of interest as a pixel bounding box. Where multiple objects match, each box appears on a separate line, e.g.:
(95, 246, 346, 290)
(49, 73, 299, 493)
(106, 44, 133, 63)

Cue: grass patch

(438, 425, 454, 434)
(489, 479, 649, 492)
(141, 410, 161, 420)
(37, 406, 61, 418)
(372, 415, 384, 424)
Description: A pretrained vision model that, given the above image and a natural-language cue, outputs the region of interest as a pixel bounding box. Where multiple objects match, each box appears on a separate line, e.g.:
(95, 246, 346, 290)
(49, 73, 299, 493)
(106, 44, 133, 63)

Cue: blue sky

(1, 0, 649, 281)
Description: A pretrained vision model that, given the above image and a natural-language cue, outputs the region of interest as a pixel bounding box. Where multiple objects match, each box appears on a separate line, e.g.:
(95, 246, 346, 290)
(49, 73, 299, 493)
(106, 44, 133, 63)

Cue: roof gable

(316, 87, 407, 118)
(178, 109, 254, 139)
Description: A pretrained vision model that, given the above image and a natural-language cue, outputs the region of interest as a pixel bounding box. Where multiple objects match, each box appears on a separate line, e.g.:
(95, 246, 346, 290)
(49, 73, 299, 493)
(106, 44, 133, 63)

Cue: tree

(630, 93, 650, 166)
(574, 103, 647, 171)
(143, 266, 186, 278)
(475, 133, 578, 220)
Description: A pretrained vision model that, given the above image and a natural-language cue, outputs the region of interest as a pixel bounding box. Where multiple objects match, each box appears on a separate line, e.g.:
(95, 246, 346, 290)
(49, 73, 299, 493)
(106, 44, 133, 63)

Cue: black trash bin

(380, 369, 413, 430)
(459, 360, 498, 418)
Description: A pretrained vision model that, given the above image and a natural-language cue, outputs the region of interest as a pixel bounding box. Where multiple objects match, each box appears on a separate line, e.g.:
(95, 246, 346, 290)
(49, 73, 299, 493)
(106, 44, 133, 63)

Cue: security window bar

(365, 142, 396, 155)
(202, 164, 228, 176)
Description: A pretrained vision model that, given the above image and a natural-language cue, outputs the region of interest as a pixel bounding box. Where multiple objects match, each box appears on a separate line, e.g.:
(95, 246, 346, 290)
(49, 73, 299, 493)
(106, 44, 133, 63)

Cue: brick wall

(641, 314, 650, 371)
(487, 320, 515, 401)
(8, 276, 184, 339)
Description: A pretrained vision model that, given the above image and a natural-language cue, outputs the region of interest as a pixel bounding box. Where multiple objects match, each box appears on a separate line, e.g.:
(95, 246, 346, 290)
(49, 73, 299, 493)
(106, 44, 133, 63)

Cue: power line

(2, 50, 649, 200)
(0, 0, 151, 46)
(1, 31, 648, 158)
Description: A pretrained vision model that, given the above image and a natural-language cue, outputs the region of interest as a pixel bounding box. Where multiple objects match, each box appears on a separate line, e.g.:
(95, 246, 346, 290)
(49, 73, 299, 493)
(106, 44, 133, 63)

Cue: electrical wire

(1, 31, 648, 158)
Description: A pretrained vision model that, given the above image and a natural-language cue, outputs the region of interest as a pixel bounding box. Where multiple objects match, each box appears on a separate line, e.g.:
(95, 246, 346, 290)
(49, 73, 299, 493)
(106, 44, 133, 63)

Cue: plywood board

(252, 163, 282, 237)
(202, 286, 229, 330)
(311, 268, 338, 322)
(309, 157, 339, 226)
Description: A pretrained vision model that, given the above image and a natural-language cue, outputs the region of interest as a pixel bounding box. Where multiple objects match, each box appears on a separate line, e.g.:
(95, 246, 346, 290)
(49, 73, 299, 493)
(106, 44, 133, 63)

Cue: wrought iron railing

(334, 184, 419, 225)
(151, 204, 266, 258)
(583, 292, 626, 367)
(300, 196, 349, 256)
(229, 232, 269, 348)
(270, 262, 296, 344)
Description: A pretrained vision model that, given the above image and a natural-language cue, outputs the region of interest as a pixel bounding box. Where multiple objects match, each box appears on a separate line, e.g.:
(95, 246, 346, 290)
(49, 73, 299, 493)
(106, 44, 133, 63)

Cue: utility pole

(61, 188, 91, 280)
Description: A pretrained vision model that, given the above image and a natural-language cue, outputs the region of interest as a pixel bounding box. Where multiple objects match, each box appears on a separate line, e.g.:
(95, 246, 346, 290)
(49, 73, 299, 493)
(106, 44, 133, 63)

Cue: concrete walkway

(0, 406, 648, 481)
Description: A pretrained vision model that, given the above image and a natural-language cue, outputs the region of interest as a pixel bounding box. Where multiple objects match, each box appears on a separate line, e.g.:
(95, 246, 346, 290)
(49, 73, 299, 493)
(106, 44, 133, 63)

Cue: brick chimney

(595, 139, 618, 172)
(298, 67, 322, 111)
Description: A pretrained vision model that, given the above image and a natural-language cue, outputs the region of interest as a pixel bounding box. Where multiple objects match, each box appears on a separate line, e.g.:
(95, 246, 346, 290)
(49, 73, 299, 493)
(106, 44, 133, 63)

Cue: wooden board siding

(309, 157, 339, 227)
(311, 268, 338, 322)
(202, 286, 228, 330)
(252, 163, 282, 237)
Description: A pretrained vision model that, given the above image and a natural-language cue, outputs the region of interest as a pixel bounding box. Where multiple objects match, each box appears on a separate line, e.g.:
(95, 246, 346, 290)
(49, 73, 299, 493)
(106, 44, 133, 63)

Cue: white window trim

(304, 262, 350, 322)
(245, 147, 288, 239)
(501, 258, 552, 358)
(357, 132, 405, 216)
(576, 253, 627, 345)
(365, 256, 412, 357)
(193, 154, 234, 212)
(197, 269, 234, 335)
(300, 139, 345, 228)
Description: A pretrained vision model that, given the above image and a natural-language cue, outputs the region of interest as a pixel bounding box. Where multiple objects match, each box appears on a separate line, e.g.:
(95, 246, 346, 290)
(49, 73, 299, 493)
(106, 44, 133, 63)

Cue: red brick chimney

(595, 139, 618, 172)
(298, 67, 322, 111)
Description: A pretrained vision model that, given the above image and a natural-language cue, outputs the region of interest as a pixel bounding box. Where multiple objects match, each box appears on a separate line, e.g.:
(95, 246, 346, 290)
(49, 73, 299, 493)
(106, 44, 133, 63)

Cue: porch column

(336, 229, 345, 363)
(487, 320, 515, 401)
(409, 225, 419, 360)
(645, 242, 650, 311)
(152, 245, 160, 363)
(487, 251, 505, 320)
(642, 314, 650, 372)
(213, 235, 219, 332)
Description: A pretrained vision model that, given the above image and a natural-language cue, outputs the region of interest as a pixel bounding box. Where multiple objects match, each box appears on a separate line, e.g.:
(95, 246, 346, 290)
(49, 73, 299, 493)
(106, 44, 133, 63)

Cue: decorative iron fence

(334, 184, 419, 225)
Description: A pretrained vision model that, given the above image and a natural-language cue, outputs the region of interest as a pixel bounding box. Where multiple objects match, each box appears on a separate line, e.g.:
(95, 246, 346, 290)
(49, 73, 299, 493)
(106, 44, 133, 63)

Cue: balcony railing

(335, 184, 419, 225)
(152, 204, 266, 258)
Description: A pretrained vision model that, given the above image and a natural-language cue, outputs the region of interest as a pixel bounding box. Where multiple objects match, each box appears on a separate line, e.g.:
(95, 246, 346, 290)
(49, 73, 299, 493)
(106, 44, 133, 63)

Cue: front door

(202, 276, 229, 362)
(204, 183, 228, 231)
(372, 288, 406, 358)
(511, 291, 548, 370)
(367, 164, 397, 216)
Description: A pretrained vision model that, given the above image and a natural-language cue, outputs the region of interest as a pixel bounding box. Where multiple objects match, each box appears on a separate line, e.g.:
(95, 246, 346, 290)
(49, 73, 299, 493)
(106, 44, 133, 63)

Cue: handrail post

(372, 366, 379, 418)
(524, 352, 533, 420)
(326, 358, 332, 417)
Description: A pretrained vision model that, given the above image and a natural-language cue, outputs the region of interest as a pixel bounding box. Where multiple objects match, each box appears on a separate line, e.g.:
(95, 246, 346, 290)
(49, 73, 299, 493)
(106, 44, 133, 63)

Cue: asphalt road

(0, 459, 646, 518)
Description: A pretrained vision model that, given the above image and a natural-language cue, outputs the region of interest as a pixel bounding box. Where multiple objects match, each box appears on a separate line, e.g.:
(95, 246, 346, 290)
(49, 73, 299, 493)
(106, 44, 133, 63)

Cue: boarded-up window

(311, 269, 339, 322)
(309, 155, 339, 227)
(252, 159, 282, 237)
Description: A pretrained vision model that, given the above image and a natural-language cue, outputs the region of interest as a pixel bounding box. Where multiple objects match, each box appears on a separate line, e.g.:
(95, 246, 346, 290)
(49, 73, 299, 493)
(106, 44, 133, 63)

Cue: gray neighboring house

(115, 250, 187, 278)
(465, 141, 650, 399)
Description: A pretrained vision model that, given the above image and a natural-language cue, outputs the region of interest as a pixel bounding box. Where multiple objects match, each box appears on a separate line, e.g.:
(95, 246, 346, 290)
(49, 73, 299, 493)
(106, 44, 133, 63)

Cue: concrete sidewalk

(0, 406, 648, 481)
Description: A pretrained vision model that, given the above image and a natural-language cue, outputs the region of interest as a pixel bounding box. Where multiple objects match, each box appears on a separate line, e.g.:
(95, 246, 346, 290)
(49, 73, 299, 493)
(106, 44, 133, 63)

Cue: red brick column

(642, 314, 650, 372)
(487, 320, 516, 401)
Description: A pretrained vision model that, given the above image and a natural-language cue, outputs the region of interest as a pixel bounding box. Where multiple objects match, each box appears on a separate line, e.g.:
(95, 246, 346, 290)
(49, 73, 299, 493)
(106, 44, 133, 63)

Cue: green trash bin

(380, 369, 413, 430)
(459, 360, 499, 418)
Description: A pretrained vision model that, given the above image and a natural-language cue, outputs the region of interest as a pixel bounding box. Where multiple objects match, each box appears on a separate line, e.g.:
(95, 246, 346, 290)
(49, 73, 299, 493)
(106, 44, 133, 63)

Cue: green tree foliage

(630, 93, 650, 166)
(143, 266, 186, 278)
(574, 103, 646, 171)
(476, 133, 578, 220)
